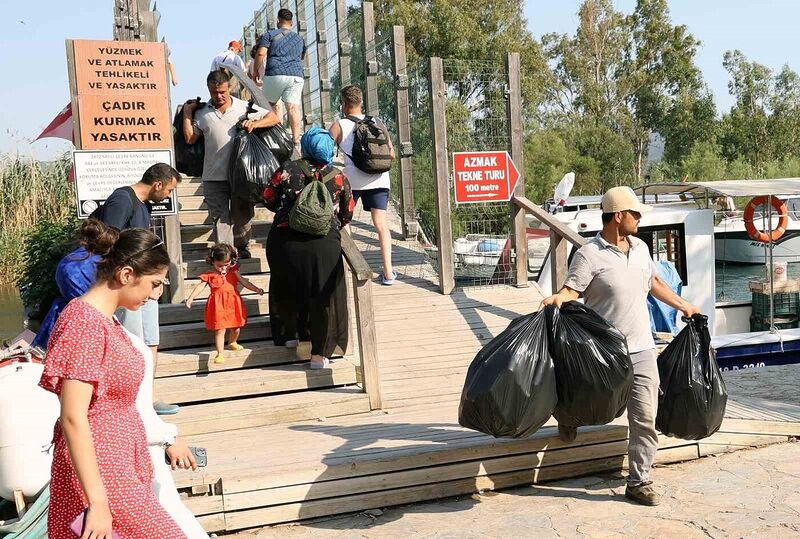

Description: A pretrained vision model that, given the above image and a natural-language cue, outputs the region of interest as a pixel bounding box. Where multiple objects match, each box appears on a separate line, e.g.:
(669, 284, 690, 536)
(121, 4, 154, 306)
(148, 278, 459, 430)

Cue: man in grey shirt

(182, 69, 279, 257)
(542, 186, 700, 507)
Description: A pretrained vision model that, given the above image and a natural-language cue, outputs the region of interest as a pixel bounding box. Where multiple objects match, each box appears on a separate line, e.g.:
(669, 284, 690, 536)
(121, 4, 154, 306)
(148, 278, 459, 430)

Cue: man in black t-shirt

(98, 163, 182, 416)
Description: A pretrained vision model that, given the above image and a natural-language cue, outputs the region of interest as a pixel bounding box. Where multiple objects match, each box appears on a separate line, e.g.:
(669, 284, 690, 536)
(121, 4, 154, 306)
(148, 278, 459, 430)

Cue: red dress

(39, 299, 186, 539)
(200, 266, 247, 330)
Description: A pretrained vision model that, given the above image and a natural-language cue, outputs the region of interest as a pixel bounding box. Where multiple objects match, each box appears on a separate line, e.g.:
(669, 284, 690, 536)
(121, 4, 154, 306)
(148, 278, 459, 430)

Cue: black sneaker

(557, 424, 578, 443)
(625, 481, 661, 506)
(238, 248, 252, 259)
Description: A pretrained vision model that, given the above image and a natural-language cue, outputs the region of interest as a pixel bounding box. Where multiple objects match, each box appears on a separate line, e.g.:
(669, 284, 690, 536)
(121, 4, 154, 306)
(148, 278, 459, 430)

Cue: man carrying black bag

(542, 186, 700, 506)
(182, 70, 280, 258)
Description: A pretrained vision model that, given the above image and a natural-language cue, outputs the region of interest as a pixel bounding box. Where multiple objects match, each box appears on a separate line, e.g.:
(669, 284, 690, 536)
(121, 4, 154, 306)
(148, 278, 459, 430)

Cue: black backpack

(344, 115, 393, 174)
(88, 186, 139, 227)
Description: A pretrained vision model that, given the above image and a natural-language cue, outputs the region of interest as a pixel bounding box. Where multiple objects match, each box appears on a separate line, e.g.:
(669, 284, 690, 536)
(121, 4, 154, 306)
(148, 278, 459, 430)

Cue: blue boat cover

(31, 246, 100, 349)
(648, 260, 682, 335)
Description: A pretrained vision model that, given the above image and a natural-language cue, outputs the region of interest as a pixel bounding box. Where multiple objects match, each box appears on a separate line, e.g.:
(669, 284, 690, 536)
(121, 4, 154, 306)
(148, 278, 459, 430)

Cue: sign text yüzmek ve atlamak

(70, 40, 172, 149)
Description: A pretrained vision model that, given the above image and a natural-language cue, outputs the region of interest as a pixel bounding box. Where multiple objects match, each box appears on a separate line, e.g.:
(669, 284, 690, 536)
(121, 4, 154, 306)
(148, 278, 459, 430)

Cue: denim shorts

(116, 298, 160, 346)
(353, 188, 390, 211)
(263, 75, 304, 105)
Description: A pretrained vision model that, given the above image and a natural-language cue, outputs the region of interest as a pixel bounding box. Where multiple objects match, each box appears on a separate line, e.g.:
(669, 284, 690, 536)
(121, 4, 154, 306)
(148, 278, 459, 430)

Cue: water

(715, 262, 800, 302)
(0, 285, 25, 342)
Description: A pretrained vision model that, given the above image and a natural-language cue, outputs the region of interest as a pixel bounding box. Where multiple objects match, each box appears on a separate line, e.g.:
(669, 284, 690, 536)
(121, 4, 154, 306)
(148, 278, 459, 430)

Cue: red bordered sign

(452, 151, 520, 204)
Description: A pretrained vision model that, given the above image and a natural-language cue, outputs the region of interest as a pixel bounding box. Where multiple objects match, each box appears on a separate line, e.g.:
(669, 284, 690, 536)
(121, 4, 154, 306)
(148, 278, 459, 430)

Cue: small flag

(35, 103, 74, 143)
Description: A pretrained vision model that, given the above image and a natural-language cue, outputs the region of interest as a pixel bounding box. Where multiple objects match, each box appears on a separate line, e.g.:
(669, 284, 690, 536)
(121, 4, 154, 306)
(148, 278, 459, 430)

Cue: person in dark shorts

(329, 85, 397, 285)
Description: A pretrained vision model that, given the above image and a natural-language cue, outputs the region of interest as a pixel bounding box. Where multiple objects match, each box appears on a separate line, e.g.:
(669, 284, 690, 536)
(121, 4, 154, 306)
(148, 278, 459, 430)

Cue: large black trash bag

(256, 124, 295, 164)
(458, 310, 557, 438)
(228, 123, 281, 203)
(656, 314, 727, 440)
(546, 302, 634, 427)
(172, 101, 205, 177)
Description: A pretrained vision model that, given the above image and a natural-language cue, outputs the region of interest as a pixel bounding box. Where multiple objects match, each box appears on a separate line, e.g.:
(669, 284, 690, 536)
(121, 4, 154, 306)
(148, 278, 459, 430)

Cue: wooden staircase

(154, 176, 372, 437)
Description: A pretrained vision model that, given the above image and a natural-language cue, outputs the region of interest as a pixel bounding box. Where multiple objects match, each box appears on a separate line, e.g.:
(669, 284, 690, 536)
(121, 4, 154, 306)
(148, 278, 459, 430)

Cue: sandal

(212, 352, 225, 364)
(228, 342, 244, 351)
(309, 357, 330, 370)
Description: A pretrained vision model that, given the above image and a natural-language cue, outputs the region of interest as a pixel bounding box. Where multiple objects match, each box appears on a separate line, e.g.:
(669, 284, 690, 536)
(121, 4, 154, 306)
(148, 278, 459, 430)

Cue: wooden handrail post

(340, 230, 382, 409)
(335, 0, 351, 87)
(314, 0, 333, 128)
(549, 230, 568, 294)
(506, 52, 528, 287)
(391, 26, 418, 240)
(296, 0, 314, 127)
(362, 2, 379, 117)
(429, 57, 455, 294)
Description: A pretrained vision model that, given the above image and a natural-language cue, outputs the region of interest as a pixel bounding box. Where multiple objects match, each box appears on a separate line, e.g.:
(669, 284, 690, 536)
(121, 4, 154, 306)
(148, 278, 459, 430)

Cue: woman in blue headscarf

(31, 219, 117, 349)
(263, 128, 354, 369)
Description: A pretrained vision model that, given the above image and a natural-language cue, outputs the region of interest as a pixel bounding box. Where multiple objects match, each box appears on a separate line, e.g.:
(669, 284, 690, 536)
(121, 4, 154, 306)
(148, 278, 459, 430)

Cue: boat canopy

(635, 179, 800, 199)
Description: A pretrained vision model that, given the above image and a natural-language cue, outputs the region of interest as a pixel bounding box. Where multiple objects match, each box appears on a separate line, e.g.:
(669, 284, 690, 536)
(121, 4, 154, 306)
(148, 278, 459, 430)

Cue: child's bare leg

(228, 327, 243, 350)
(214, 329, 225, 356)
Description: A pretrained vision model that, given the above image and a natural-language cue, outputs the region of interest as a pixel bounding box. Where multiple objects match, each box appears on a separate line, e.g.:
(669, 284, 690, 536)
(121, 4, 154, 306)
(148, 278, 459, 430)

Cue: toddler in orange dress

(185, 243, 264, 363)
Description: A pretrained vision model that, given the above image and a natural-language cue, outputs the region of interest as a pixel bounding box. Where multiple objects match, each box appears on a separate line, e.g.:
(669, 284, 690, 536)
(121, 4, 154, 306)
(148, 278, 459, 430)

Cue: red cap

(229, 40, 242, 52)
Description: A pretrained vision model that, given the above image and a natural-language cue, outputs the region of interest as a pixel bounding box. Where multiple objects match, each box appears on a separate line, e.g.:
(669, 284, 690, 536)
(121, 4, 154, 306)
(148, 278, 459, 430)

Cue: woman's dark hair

(77, 218, 119, 256)
(96, 228, 170, 282)
(205, 243, 237, 265)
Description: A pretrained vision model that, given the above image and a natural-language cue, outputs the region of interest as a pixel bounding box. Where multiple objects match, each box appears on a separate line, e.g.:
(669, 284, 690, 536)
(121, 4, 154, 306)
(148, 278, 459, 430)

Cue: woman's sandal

(309, 357, 330, 370)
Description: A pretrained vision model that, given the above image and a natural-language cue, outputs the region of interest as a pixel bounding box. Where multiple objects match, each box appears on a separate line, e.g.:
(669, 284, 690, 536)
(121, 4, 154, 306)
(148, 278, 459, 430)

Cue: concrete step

(159, 296, 269, 325)
(183, 274, 270, 300)
(179, 207, 272, 226)
(169, 387, 370, 436)
(181, 221, 272, 243)
(159, 315, 270, 350)
(183, 257, 270, 279)
(156, 340, 305, 378)
(154, 359, 358, 404)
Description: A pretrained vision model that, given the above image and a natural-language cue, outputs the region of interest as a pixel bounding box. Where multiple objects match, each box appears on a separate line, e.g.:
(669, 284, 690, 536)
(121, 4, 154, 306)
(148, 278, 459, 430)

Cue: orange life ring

(744, 196, 789, 243)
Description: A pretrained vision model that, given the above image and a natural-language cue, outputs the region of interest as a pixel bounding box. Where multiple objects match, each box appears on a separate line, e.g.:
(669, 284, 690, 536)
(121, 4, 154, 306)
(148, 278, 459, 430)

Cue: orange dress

(200, 266, 247, 330)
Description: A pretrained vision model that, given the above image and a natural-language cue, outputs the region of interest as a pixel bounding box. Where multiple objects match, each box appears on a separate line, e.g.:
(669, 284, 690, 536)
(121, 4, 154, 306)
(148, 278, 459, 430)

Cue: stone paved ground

(226, 440, 800, 539)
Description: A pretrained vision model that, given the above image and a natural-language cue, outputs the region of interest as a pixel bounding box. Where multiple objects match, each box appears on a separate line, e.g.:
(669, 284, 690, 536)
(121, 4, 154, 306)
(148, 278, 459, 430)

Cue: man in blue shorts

(330, 85, 397, 284)
(99, 163, 182, 415)
(251, 8, 306, 149)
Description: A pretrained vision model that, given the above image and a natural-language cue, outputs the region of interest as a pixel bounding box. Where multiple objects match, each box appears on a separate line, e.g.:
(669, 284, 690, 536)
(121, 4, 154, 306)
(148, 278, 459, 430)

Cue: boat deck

(161, 207, 800, 534)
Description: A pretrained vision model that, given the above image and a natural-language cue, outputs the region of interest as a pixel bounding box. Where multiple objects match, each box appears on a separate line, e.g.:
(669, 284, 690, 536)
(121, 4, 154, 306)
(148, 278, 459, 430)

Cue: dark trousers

(274, 297, 330, 356)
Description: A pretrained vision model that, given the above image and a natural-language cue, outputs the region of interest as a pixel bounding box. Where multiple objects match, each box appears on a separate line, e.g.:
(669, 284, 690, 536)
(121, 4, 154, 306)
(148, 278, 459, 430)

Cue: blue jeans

(116, 299, 160, 346)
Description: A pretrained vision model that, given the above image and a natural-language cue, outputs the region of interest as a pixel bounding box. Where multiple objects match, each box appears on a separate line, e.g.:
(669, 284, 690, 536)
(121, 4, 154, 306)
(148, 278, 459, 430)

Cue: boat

(534, 178, 800, 369)
(714, 197, 800, 264)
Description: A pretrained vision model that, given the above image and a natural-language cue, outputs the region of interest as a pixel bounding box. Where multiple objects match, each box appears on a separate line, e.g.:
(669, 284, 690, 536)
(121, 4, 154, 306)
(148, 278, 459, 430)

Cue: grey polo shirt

(192, 97, 271, 182)
(563, 233, 658, 354)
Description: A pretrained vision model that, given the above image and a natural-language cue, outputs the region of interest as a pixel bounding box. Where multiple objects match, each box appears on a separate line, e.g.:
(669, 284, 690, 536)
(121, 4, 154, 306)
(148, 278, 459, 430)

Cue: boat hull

(715, 229, 800, 264)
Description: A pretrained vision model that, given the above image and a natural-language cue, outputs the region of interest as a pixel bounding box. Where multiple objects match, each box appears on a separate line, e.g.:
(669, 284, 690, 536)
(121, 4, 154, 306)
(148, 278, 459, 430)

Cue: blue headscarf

(301, 127, 335, 165)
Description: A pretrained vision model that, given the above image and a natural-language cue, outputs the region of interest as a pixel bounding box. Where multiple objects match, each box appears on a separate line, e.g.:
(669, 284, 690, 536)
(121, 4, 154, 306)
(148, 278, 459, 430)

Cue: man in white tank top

(330, 85, 397, 284)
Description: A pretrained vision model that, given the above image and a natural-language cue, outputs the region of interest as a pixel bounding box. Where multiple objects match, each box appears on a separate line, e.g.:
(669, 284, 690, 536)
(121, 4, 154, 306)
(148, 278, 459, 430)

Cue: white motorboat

(714, 197, 800, 264)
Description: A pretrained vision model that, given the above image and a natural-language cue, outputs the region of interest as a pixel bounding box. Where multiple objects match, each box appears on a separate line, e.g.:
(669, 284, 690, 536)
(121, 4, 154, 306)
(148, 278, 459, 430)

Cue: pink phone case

(70, 509, 121, 539)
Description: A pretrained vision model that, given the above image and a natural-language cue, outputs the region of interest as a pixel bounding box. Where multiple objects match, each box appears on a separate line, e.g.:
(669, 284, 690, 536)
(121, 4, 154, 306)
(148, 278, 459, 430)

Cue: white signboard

(73, 149, 176, 218)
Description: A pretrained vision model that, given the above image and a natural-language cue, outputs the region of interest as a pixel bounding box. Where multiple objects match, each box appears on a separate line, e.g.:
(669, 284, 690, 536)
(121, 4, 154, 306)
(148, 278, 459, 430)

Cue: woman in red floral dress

(40, 228, 187, 539)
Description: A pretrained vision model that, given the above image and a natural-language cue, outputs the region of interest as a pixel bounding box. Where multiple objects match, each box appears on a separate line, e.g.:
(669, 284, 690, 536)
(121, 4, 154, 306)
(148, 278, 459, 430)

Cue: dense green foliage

(18, 217, 79, 320)
(374, 0, 800, 203)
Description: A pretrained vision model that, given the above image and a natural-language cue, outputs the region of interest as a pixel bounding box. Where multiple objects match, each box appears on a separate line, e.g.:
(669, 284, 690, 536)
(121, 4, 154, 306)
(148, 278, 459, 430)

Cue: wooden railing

(512, 196, 588, 294)
(340, 229, 383, 409)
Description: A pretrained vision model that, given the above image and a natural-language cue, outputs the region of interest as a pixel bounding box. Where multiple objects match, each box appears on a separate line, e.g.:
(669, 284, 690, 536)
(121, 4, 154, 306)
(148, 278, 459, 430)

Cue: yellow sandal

(212, 352, 226, 364)
(228, 342, 244, 351)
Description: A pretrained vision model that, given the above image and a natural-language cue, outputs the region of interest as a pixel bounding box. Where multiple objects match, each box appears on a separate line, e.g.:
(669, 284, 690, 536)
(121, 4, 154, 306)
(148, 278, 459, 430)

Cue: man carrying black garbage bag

(542, 186, 700, 507)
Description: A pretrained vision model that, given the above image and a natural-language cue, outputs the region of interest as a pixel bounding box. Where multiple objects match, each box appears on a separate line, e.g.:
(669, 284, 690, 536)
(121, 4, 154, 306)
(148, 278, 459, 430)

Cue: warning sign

(73, 149, 176, 218)
(452, 151, 520, 204)
(70, 40, 171, 150)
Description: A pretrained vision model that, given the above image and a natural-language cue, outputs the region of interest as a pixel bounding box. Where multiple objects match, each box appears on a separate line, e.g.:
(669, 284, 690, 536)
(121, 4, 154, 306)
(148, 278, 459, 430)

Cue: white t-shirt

(337, 115, 391, 191)
(210, 50, 245, 73)
(192, 97, 272, 182)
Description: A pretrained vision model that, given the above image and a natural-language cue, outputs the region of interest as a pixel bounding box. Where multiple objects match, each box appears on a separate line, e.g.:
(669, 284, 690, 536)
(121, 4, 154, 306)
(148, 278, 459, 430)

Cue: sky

(2, 0, 800, 161)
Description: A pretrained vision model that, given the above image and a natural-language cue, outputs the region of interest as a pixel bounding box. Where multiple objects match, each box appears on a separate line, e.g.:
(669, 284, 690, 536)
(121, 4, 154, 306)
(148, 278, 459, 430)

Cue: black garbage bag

(546, 302, 634, 427)
(656, 314, 727, 440)
(172, 101, 205, 177)
(228, 123, 281, 203)
(256, 124, 295, 164)
(458, 310, 557, 438)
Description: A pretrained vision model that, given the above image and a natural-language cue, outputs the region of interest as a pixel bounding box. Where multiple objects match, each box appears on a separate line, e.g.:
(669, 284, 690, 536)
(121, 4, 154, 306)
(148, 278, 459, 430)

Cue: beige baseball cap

(601, 186, 652, 214)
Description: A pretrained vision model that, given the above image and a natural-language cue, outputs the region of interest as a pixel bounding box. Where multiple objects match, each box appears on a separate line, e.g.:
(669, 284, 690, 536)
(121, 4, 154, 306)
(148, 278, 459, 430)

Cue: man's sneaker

(238, 248, 252, 260)
(625, 481, 661, 506)
(154, 400, 180, 416)
(557, 424, 578, 443)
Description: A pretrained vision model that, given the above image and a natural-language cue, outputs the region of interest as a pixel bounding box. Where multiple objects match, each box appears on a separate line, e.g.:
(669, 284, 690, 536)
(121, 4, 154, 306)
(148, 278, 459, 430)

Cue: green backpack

(288, 161, 338, 236)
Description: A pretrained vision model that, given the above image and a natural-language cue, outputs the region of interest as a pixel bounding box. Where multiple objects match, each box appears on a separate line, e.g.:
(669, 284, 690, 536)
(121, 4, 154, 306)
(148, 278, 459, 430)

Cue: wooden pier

(153, 177, 800, 534)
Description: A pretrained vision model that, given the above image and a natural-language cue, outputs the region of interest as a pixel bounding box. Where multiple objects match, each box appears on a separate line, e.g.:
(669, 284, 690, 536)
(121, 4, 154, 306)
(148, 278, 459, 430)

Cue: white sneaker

(309, 357, 330, 369)
(285, 339, 299, 348)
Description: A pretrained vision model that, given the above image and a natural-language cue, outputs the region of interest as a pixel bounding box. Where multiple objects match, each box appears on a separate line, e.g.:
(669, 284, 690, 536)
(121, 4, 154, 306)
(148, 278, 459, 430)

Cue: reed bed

(0, 154, 74, 284)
